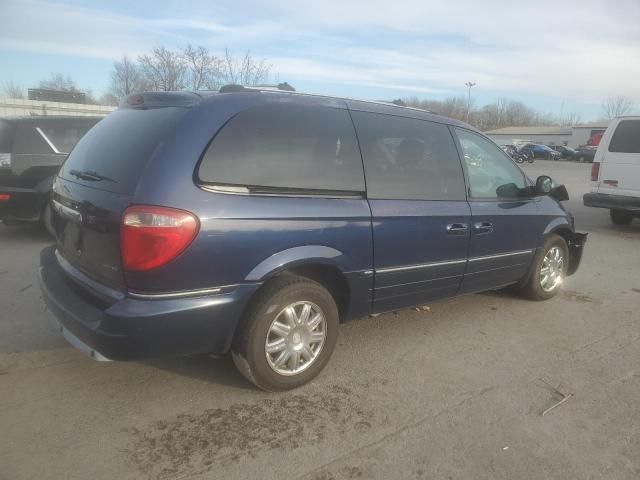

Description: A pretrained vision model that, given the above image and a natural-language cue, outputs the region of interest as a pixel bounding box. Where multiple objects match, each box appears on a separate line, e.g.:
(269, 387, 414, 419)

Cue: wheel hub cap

(540, 246, 564, 292)
(265, 301, 326, 376)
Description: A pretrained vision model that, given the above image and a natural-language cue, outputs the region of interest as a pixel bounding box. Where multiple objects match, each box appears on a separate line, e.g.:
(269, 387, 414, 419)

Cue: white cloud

(1, 0, 638, 105)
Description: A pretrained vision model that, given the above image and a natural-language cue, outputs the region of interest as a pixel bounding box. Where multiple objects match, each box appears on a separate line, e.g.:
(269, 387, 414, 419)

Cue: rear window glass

(609, 120, 640, 153)
(0, 120, 15, 153)
(352, 111, 466, 201)
(198, 103, 365, 193)
(60, 108, 188, 194)
(13, 119, 98, 155)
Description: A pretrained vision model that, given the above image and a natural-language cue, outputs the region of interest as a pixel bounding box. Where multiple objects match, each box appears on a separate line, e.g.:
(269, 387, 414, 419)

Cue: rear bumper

(38, 245, 260, 361)
(0, 185, 48, 223)
(583, 192, 640, 213)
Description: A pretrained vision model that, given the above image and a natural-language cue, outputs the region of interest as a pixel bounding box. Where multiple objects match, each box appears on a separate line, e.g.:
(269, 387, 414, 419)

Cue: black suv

(0, 116, 101, 233)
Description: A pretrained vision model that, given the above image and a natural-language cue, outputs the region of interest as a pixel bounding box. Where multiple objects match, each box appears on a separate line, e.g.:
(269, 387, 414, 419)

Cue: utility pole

(465, 81, 476, 123)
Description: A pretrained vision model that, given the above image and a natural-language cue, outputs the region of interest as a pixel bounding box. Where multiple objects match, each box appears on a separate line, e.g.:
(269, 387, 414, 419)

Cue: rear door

(453, 128, 541, 293)
(53, 106, 190, 291)
(351, 111, 470, 312)
(597, 119, 640, 196)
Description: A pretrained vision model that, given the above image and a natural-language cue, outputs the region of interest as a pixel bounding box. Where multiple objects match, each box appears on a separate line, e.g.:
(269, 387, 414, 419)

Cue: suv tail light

(121, 205, 199, 271)
(591, 162, 600, 182)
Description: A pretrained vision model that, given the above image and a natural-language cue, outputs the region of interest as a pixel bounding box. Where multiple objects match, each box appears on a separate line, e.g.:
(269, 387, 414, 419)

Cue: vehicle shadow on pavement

(144, 354, 255, 391)
(0, 223, 54, 244)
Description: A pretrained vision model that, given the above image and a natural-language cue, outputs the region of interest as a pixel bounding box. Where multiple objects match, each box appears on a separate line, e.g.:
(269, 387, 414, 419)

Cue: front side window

(455, 128, 525, 199)
(609, 120, 640, 153)
(198, 103, 365, 193)
(351, 111, 466, 201)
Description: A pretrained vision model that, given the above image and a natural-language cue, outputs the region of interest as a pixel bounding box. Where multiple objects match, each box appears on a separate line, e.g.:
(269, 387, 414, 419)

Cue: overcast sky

(1, 0, 639, 120)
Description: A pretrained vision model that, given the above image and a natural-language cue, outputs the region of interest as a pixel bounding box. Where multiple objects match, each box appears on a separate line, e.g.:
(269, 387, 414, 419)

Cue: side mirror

(536, 175, 554, 194)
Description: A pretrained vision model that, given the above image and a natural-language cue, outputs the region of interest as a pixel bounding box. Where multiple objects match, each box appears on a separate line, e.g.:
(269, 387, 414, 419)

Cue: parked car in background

(501, 144, 533, 164)
(38, 88, 586, 391)
(575, 145, 597, 163)
(520, 143, 562, 160)
(548, 145, 576, 160)
(0, 116, 102, 234)
(584, 116, 640, 225)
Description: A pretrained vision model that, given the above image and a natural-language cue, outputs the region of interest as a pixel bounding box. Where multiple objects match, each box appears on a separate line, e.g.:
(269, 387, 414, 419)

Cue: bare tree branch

(138, 46, 187, 91)
(110, 56, 148, 98)
(222, 49, 272, 86)
(181, 44, 224, 90)
(602, 96, 634, 119)
(2, 81, 24, 98)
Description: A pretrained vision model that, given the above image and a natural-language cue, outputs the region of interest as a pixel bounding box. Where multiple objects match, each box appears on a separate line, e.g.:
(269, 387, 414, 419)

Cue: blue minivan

(39, 87, 586, 390)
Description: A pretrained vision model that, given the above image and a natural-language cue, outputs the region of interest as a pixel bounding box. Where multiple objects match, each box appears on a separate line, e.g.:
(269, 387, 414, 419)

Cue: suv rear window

(198, 103, 365, 193)
(0, 120, 15, 153)
(609, 120, 640, 153)
(13, 119, 98, 155)
(59, 107, 188, 194)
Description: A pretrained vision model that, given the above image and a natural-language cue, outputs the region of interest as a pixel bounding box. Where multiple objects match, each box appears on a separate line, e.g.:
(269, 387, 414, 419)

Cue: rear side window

(60, 107, 188, 194)
(198, 103, 365, 193)
(351, 111, 466, 201)
(0, 120, 15, 153)
(609, 120, 640, 153)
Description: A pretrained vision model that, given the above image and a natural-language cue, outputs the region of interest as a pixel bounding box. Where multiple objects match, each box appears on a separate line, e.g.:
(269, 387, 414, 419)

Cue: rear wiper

(69, 169, 117, 183)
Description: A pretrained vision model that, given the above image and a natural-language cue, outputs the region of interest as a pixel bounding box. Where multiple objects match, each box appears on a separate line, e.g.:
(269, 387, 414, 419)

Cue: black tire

(42, 203, 55, 237)
(517, 234, 569, 301)
(610, 209, 634, 226)
(231, 275, 339, 391)
(578, 156, 585, 163)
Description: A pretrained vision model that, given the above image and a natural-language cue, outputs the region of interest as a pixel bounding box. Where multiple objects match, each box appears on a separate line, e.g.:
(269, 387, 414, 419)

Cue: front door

(453, 128, 543, 294)
(350, 110, 470, 312)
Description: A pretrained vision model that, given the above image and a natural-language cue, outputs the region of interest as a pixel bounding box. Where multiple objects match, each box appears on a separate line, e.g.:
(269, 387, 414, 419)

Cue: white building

(0, 97, 115, 117)
(485, 122, 609, 148)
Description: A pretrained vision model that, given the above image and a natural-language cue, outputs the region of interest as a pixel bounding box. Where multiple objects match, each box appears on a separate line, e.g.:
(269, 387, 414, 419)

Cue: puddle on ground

(126, 384, 374, 479)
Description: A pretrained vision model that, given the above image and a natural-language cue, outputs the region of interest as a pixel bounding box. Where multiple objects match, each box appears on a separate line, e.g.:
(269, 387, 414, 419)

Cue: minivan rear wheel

(610, 209, 634, 225)
(518, 234, 568, 301)
(231, 275, 339, 391)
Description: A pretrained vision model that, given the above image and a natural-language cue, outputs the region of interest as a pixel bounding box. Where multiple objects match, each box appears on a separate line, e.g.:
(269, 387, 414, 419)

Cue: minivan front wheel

(518, 234, 568, 300)
(232, 275, 339, 391)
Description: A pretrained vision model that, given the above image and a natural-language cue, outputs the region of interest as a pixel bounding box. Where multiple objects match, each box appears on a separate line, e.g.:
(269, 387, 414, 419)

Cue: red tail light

(0, 193, 10, 201)
(591, 162, 600, 182)
(121, 206, 199, 271)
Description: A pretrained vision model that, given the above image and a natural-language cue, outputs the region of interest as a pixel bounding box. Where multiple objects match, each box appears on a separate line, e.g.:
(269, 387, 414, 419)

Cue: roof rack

(217, 84, 432, 114)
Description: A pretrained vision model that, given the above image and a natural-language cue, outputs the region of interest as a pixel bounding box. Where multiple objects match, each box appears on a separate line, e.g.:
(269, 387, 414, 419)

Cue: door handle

(446, 223, 468, 235)
(473, 221, 494, 234)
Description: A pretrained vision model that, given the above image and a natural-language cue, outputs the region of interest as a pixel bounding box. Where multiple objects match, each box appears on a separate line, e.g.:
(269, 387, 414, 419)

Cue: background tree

(601, 96, 634, 119)
(222, 49, 271, 86)
(181, 44, 224, 90)
(138, 47, 187, 91)
(2, 81, 24, 98)
(110, 56, 147, 99)
(39, 73, 78, 91)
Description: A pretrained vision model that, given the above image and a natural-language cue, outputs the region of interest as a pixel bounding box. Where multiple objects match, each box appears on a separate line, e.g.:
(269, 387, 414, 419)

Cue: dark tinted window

(198, 103, 365, 192)
(60, 107, 188, 194)
(609, 120, 640, 153)
(455, 128, 525, 198)
(351, 111, 465, 200)
(0, 120, 15, 153)
(13, 124, 53, 155)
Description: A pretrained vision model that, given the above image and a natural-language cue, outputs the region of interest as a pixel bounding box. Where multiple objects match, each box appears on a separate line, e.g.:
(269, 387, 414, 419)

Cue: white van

(583, 116, 640, 225)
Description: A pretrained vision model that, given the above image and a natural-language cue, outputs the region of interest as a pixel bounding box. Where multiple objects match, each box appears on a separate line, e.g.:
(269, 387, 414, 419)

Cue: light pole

(465, 81, 476, 123)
